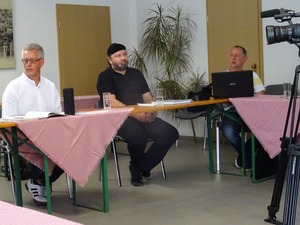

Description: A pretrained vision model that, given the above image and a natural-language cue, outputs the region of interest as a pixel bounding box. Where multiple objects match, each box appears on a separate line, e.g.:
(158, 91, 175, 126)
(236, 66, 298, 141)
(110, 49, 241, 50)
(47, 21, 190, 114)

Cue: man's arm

(256, 90, 265, 95)
(110, 92, 155, 123)
(142, 92, 153, 103)
(142, 91, 157, 122)
(1, 84, 19, 118)
(110, 94, 126, 108)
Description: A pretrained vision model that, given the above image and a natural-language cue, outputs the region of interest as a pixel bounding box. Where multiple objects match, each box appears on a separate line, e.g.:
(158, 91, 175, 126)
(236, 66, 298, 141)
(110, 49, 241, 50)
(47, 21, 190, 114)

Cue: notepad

(25, 111, 65, 119)
(1, 111, 65, 121)
(138, 99, 192, 106)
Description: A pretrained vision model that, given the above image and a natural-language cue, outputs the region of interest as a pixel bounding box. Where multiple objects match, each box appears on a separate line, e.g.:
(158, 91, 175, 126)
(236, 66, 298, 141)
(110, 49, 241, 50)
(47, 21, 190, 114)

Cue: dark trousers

(28, 163, 64, 186)
(117, 117, 179, 172)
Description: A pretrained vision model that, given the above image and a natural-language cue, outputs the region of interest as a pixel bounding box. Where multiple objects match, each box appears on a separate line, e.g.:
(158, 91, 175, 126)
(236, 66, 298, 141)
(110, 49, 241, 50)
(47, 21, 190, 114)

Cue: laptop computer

(211, 70, 254, 98)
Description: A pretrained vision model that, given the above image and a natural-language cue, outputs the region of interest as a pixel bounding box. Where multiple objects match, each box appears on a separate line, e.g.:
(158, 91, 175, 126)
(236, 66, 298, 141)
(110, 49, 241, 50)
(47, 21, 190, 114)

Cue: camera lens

(266, 24, 300, 45)
(266, 26, 276, 44)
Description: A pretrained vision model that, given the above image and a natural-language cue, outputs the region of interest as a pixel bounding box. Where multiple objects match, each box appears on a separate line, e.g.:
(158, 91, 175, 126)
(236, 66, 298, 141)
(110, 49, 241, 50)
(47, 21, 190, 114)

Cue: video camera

(261, 8, 300, 45)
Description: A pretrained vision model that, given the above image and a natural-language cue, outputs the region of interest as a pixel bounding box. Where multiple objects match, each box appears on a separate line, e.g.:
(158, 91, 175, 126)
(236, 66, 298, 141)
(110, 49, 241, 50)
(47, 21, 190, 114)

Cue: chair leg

(160, 161, 166, 179)
(203, 116, 207, 150)
(190, 119, 197, 143)
(111, 140, 122, 187)
(66, 174, 73, 199)
(1, 140, 16, 204)
(216, 120, 221, 173)
(7, 146, 16, 204)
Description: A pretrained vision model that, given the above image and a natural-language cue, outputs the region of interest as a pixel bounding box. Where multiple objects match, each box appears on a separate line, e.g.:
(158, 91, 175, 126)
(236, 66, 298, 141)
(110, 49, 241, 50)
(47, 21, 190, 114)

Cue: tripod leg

(265, 150, 289, 224)
(282, 153, 300, 225)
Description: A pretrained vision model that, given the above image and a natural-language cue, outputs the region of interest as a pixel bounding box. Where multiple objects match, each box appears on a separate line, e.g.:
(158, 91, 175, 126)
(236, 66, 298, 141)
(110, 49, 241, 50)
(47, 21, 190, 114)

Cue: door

(206, 0, 263, 81)
(56, 4, 111, 96)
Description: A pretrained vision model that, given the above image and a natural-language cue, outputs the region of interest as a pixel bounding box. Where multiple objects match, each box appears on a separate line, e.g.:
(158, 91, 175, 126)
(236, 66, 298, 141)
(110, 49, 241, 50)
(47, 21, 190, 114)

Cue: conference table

(229, 94, 300, 183)
(0, 97, 229, 214)
(0, 108, 132, 214)
(230, 95, 300, 159)
(0, 200, 83, 225)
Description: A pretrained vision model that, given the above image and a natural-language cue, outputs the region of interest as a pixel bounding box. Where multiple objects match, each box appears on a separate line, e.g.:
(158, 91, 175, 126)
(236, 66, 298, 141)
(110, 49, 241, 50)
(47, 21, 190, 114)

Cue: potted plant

(130, 3, 206, 99)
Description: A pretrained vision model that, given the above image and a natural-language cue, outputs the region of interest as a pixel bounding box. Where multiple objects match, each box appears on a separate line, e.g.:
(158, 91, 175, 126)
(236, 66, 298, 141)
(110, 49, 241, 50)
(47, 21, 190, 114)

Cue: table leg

(11, 127, 23, 206)
(101, 152, 109, 213)
(74, 151, 109, 213)
(43, 155, 52, 214)
(240, 127, 246, 176)
(251, 134, 256, 182)
(206, 108, 215, 173)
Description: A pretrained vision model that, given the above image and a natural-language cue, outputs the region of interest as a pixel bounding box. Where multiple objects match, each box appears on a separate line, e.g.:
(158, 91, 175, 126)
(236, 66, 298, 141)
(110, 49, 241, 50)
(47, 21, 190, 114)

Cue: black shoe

(129, 164, 143, 186)
(235, 157, 252, 172)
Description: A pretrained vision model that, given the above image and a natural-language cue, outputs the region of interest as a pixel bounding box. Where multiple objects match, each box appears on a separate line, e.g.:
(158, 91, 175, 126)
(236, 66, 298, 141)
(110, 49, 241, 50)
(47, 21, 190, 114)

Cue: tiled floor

(0, 138, 298, 225)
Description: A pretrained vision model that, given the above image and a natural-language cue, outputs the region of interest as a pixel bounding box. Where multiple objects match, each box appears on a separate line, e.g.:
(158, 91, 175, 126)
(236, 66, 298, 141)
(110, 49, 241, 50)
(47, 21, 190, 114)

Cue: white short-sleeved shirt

(252, 71, 265, 94)
(2, 73, 62, 118)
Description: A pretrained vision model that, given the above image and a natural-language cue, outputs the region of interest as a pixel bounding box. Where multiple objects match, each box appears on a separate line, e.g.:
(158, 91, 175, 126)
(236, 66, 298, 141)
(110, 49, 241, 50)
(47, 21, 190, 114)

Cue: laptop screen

(211, 70, 254, 99)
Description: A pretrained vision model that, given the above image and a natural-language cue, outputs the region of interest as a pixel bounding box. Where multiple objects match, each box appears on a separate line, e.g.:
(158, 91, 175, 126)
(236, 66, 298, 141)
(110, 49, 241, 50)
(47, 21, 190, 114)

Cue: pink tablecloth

(0, 201, 82, 225)
(16, 108, 132, 187)
(61, 95, 99, 110)
(230, 95, 300, 159)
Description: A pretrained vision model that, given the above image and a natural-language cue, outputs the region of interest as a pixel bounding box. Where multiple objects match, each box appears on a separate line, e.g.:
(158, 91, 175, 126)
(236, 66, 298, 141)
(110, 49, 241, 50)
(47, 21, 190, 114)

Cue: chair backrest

(264, 84, 285, 95)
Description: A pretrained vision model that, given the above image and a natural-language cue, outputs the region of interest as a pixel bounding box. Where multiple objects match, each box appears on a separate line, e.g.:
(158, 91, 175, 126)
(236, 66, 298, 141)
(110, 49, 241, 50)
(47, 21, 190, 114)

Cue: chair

(264, 84, 285, 95)
(111, 136, 166, 187)
(0, 139, 16, 203)
(175, 108, 208, 149)
(0, 107, 16, 203)
(175, 84, 211, 149)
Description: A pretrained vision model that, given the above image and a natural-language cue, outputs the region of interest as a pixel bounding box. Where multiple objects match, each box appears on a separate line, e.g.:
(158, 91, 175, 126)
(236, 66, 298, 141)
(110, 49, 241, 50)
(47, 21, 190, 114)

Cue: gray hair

(22, 43, 44, 58)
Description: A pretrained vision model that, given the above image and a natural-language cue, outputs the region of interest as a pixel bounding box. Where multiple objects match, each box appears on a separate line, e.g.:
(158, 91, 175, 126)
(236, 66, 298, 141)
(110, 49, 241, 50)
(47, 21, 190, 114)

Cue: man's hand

(145, 112, 157, 123)
(132, 112, 157, 123)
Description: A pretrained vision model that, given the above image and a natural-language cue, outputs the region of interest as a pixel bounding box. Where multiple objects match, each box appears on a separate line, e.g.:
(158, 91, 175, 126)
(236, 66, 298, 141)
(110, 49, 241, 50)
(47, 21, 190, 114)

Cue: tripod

(265, 63, 300, 225)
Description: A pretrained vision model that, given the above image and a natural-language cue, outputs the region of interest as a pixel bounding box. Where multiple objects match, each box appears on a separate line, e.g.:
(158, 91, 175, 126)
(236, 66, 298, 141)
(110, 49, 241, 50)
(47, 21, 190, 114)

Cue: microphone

(261, 9, 281, 18)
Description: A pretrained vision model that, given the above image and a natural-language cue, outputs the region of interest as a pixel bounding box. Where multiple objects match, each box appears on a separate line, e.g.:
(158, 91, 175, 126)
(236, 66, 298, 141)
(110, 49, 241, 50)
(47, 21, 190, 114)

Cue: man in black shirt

(97, 43, 179, 186)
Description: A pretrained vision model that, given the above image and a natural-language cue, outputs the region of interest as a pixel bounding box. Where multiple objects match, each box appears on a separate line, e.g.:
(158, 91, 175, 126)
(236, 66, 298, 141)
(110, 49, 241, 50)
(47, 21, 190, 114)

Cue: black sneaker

(141, 170, 151, 180)
(235, 158, 252, 172)
(129, 164, 143, 186)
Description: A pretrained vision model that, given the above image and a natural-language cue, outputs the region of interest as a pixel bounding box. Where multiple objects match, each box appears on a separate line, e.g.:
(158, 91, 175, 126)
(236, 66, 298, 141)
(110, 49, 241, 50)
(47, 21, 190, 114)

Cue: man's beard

(112, 60, 128, 71)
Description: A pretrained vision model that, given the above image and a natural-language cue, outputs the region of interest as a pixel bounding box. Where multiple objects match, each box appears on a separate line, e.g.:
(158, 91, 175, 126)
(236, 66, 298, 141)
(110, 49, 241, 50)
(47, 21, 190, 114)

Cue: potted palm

(130, 3, 206, 99)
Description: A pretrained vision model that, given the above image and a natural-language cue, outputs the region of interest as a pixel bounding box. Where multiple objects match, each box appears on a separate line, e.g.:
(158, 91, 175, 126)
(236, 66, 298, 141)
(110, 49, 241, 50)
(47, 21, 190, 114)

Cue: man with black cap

(97, 43, 179, 186)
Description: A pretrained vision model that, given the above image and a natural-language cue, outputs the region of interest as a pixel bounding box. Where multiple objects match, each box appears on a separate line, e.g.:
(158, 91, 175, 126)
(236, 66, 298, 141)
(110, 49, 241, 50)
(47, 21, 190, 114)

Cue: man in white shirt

(220, 45, 265, 171)
(2, 43, 64, 206)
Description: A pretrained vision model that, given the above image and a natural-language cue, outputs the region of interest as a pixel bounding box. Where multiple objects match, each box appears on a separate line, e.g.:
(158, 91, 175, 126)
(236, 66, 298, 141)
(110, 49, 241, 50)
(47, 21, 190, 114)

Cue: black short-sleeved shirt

(97, 67, 150, 105)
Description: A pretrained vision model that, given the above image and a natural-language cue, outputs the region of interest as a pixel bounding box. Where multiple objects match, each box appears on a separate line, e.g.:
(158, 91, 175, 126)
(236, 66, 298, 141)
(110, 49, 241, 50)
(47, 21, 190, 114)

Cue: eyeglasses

(21, 58, 42, 64)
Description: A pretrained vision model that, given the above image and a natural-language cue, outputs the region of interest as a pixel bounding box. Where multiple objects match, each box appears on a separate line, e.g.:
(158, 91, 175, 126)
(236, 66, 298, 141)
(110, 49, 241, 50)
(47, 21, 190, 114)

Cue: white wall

(1, 0, 300, 137)
(0, 0, 136, 97)
(136, 0, 300, 137)
(261, 0, 300, 85)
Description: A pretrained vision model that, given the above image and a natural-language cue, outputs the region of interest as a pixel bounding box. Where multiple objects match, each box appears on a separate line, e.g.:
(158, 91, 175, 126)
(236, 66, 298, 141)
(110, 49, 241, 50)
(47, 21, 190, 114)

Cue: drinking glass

(283, 83, 291, 99)
(102, 92, 111, 109)
(155, 88, 165, 105)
